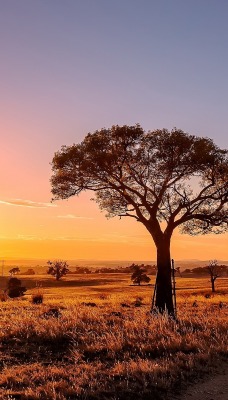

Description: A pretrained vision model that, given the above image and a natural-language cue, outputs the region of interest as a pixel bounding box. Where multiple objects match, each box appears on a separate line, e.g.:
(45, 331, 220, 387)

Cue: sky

(0, 0, 227, 261)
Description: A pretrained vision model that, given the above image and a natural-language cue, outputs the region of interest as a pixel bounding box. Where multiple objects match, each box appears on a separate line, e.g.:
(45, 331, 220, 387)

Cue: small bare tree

(206, 260, 220, 292)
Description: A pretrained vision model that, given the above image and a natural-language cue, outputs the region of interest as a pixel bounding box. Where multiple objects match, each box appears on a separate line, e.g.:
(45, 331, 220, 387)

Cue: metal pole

(151, 272, 157, 312)
(171, 258, 177, 317)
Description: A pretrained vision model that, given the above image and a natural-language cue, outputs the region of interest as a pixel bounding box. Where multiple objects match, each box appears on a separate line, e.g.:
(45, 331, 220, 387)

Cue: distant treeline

(72, 264, 228, 276)
(183, 265, 228, 276)
(72, 264, 157, 275)
(7, 264, 228, 277)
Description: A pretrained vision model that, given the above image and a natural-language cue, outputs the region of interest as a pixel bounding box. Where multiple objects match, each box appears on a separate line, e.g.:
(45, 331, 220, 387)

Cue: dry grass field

(0, 273, 227, 399)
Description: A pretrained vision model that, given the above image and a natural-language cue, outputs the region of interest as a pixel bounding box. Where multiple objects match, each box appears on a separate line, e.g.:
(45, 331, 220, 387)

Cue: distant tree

(147, 264, 157, 275)
(74, 266, 92, 274)
(24, 268, 35, 275)
(130, 264, 151, 286)
(218, 265, 228, 276)
(9, 267, 20, 276)
(183, 268, 192, 274)
(47, 260, 69, 280)
(175, 267, 182, 277)
(193, 267, 208, 275)
(7, 277, 27, 298)
(51, 125, 228, 314)
(206, 260, 220, 292)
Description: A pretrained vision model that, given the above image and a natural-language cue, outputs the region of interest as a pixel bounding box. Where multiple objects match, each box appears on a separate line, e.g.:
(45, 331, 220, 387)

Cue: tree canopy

(51, 125, 227, 238)
(9, 267, 20, 276)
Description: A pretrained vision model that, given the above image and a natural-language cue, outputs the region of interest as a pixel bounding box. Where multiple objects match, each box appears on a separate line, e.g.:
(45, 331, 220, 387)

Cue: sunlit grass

(0, 274, 227, 399)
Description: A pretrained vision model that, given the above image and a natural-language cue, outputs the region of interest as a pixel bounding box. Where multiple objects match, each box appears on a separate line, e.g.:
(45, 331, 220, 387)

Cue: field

(0, 273, 227, 400)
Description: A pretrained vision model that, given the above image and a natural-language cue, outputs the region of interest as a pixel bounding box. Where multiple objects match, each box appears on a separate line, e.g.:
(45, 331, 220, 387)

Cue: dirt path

(172, 363, 228, 400)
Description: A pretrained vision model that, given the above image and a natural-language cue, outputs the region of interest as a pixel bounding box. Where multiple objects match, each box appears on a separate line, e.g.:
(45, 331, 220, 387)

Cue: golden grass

(0, 274, 227, 399)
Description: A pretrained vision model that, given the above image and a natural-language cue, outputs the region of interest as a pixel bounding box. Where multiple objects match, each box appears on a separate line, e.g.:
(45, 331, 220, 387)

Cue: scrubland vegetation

(0, 273, 227, 399)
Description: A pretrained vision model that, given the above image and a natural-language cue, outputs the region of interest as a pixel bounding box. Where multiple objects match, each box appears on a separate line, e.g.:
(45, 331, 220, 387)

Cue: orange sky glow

(1, 192, 227, 261)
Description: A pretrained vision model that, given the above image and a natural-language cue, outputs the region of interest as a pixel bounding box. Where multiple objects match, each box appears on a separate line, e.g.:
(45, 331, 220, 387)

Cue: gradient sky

(0, 0, 227, 261)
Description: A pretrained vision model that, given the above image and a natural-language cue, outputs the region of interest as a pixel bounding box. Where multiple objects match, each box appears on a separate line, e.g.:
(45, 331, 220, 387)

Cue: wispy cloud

(0, 234, 45, 241)
(0, 199, 56, 208)
(17, 234, 38, 241)
(57, 214, 93, 219)
(51, 233, 148, 244)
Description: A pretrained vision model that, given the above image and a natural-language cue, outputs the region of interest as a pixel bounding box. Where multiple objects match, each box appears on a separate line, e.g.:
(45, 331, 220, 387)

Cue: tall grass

(0, 277, 227, 399)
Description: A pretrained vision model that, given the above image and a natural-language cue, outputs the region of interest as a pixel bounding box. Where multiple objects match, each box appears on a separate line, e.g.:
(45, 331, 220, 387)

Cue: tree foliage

(9, 267, 20, 276)
(130, 264, 151, 285)
(47, 260, 69, 280)
(51, 125, 227, 235)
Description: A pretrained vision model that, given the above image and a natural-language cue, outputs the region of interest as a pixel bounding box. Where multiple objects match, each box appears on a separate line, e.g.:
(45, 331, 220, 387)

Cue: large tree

(51, 125, 228, 314)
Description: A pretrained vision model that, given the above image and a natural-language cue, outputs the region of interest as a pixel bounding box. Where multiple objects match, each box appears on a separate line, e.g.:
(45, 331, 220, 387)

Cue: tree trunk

(211, 278, 215, 292)
(154, 238, 174, 315)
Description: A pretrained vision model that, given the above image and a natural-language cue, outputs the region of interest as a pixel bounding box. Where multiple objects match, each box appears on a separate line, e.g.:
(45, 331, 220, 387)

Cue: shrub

(99, 293, 109, 300)
(0, 291, 7, 302)
(134, 296, 143, 307)
(7, 277, 27, 298)
(25, 268, 36, 275)
(31, 283, 44, 304)
(42, 307, 62, 319)
(32, 291, 44, 304)
(8, 287, 27, 298)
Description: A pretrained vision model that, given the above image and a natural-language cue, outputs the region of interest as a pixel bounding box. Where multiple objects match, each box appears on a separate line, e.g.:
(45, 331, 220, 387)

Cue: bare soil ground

(172, 362, 228, 400)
